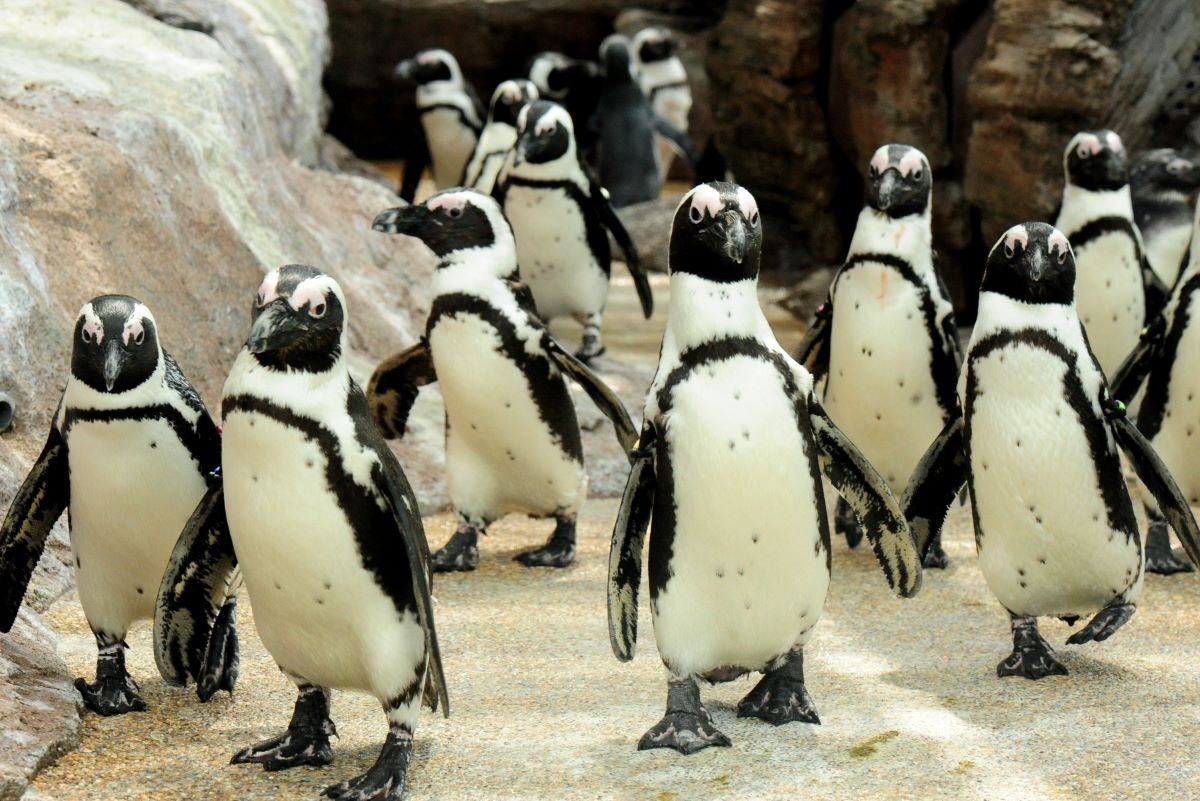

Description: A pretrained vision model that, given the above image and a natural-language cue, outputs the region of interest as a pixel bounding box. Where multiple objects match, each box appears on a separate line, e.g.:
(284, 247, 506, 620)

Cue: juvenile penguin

(496, 99, 652, 361)
(156, 266, 448, 801)
(367, 190, 636, 572)
(462, 79, 538, 194)
(904, 223, 1200, 679)
(395, 48, 484, 202)
(1054, 129, 1147, 376)
(525, 51, 603, 159)
(630, 26, 692, 180)
(797, 144, 961, 567)
(0, 296, 237, 715)
(1130, 148, 1200, 295)
(609, 182, 922, 754)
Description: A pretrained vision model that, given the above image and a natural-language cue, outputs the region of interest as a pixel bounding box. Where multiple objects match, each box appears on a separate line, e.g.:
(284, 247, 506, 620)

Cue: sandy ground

(26, 275, 1200, 801)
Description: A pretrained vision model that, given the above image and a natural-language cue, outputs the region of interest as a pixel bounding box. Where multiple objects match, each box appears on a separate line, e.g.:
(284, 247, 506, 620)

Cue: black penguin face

(600, 35, 635, 83)
(489, 80, 538, 128)
(1065, 130, 1127, 192)
(1130, 148, 1200, 194)
(247, 265, 346, 373)
(514, 100, 573, 165)
(980, 223, 1075, 305)
(634, 28, 679, 64)
(373, 190, 510, 269)
(71, 295, 160, 394)
(865, 144, 931, 218)
(669, 182, 763, 283)
(395, 49, 458, 86)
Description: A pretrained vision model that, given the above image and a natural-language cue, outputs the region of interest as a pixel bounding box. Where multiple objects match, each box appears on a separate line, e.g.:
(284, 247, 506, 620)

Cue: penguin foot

(232, 685, 335, 771)
(323, 727, 412, 801)
(74, 674, 147, 716)
(922, 536, 950, 570)
(430, 528, 479, 573)
(1144, 522, 1194, 575)
(997, 617, 1067, 680)
(834, 498, 863, 549)
(638, 677, 730, 755)
(198, 595, 239, 702)
(1066, 603, 1136, 645)
(515, 520, 576, 569)
(573, 343, 607, 364)
(736, 650, 820, 726)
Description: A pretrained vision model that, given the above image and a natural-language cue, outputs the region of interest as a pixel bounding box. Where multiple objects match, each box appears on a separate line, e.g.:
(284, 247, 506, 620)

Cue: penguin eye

(911, 168, 923, 181)
(134, 329, 145, 346)
(1076, 144, 1090, 159)
(255, 292, 266, 308)
(1056, 248, 1068, 264)
(868, 165, 878, 178)
(81, 327, 92, 343)
(447, 206, 463, 219)
(309, 302, 327, 319)
(1003, 242, 1015, 259)
(689, 205, 703, 224)
(748, 209, 760, 227)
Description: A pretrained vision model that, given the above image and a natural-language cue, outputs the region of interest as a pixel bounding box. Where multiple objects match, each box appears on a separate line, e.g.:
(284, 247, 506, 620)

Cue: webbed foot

(574, 314, 605, 364)
(75, 639, 146, 716)
(1066, 603, 1136, 645)
(922, 534, 950, 569)
(232, 685, 335, 770)
(637, 677, 730, 755)
(835, 497, 863, 549)
(737, 648, 820, 726)
(198, 595, 239, 702)
(1144, 521, 1193, 575)
(514, 515, 575, 568)
(323, 727, 413, 801)
(997, 616, 1067, 679)
(431, 526, 479, 573)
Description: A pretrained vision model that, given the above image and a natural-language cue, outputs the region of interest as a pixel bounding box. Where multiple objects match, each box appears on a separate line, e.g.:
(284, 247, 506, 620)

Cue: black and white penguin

(496, 99, 652, 361)
(155, 266, 447, 801)
(525, 51, 603, 159)
(0, 296, 236, 715)
(367, 189, 636, 572)
(1130, 148, 1200, 296)
(594, 34, 698, 209)
(609, 182, 922, 754)
(394, 48, 485, 203)
(904, 222, 1200, 679)
(630, 26, 692, 180)
(1111, 200, 1200, 575)
(461, 79, 538, 195)
(1054, 129, 1147, 376)
(797, 144, 961, 567)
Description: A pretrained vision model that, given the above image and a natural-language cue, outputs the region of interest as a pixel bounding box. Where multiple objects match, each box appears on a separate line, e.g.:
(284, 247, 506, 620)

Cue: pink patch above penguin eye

(123, 319, 145, 346)
(1002, 226, 1029, 258)
(81, 317, 104, 344)
(869, 148, 890, 176)
(1075, 136, 1103, 159)
(1048, 231, 1071, 263)
(418, 53, 439, 65)
(428, 194, 464, 214)
(289, 278, 331, 316)
(736, 186, 759, 225)
(689, 184, 723, 223)
(1105, 131, 1124, 153)
(534, 115, 559, 136)
(898, 150, 925, 177)
(257, 273, 280, 307)
(1167, 158, 1191, 175)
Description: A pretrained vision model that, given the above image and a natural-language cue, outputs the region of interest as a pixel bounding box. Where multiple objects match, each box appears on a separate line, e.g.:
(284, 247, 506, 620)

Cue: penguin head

(246, 265, 346, 373)
(395, 48, 462, 86)
(526, 52, 571, 99)
(1064, 130, 1127, 192)
(373, 190, 514, 274)
(599, 34, 635, 82)
(632, 27, 679, 65)
(1130, 148, 1200, 195)
(489, 80, 538, 128)
(669, 182, 762, 283)
(513, 101, 575, 166)
(980, 222, 1075, 305)
(71, 295, 161, 394)
(865, 144, 931, 218)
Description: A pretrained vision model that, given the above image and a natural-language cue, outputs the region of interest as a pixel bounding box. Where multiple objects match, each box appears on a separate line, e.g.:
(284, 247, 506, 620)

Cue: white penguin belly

(1145, 225, 1191, 289)
(505, 184, 608, 321)
(1144, 293, 1200, 510)
(824, 264, 949, 493)
(651, 357, 827, 677)
(969, 345, 1142, 617)
(429, 314, 586, 521)
(67, 418, 206, 636)
(652, 86, 691, 172)
(1073, 232, 1145, 376)
(422, 108, 477, 188)
(222, 412, 423, 698)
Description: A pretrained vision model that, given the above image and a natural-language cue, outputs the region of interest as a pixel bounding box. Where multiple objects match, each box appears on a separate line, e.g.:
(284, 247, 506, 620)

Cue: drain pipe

(0, 392, 14, 433)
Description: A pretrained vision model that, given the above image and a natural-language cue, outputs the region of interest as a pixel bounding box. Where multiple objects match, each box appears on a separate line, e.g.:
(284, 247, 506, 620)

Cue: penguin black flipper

(608, 427, 656, 662)
(0, 425, 69, 633)
(1142, 258, 1170, 321)
(153, 481, 237, 687)
(366, 341, 438, 439)
(399, 123, 431, 203)
(1107, 400, 1200, 568)
(544, 337, 637, 456)
(901, 415, 968, 562)
(806, 396, 923, 597)
(931, 252, 964, 369)
(795, 298, 832, 381)
(587, 167, 653, 318)
(1109, 314, 1166, 405)
(652, 116, 701, 171)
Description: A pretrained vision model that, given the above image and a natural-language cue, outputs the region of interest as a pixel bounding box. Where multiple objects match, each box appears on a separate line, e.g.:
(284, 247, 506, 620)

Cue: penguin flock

(2, 27, 1200, 801)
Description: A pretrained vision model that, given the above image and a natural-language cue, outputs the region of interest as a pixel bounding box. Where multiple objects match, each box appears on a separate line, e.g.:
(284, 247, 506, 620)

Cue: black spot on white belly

(136, 587, 144, 594)
(149, 441, 157, 449)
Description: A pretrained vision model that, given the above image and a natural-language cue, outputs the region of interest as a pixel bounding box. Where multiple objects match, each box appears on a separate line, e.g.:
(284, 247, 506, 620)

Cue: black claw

(737, 649, 820, 726)
(1144, 522, 1194, 575)
(515, 517, 575, 568)
(431, 528, 479, 573)
(76, 642, 146, 716)
(232, 686, 335, 771)
(1066, 603, 1136, 645)
(322, 727, 413, 801)
(638, 678, 730, 755)
(997, 617, 1068, 680)
(574, 342, 606, 364)
(198, 596, 239, 702)
(835, 497, 863, 549)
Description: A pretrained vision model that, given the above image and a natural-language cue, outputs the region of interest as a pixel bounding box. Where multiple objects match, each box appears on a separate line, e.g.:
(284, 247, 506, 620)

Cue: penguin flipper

(931, 253, 964, 370)
(794, 298, 832, 383)
(590, 171, 653, 318)
(806, 396, 922, 598)
(1108, 402, 1200, 568)
(545, 338, 638, 457)
(399, 124, 430, 203)
(153, 481, 237, 687)
(653, 116, 700, 171)
(901, 415, 968, 562)
(608, 427, 656, 661)
(366, 342, 438, 440)
(0, 426, 69, 633)
(1110, 313, 1165, 405)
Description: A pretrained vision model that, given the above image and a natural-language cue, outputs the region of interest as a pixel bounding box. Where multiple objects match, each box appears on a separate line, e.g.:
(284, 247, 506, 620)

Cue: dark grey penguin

(1130, 148, 1200, 302)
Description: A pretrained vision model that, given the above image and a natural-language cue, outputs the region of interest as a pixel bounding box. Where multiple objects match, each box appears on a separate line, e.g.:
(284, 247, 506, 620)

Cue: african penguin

(608, 182, 922, 754)
(367, 189, 636, 573)
(461, 79, 538, 194)
(525, 51, 603, 159)
(1130, 148, 1200, 295)
(496, 99, 653, 362)
(630, 26, 692, 181)
(155, 266, 448, 801)
(904, 222, 1200, 679)
(1054, 129, 1146, 376)
(802, 144, 961, 568)
(395, 48, 484, 202)
(0, 296, 237, 715)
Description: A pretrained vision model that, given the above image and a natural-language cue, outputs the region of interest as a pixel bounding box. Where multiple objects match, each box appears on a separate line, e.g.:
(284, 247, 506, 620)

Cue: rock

(616, 195, 681, 273)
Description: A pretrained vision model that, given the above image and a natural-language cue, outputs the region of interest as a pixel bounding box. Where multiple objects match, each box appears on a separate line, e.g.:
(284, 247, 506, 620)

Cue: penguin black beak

(716, 211, 748, 265)
(247, 303, 305, 355)
(373, 205, 428, 237)
(102, 340, 127, 392)
(1027, 249, 1048, 283)
(512, 140, 527, 167)
(1105, 152, 1128, 186)
(394, 58, 417, 80)
(874, 170, 900, 212)
(1171, 159, 1200, 190)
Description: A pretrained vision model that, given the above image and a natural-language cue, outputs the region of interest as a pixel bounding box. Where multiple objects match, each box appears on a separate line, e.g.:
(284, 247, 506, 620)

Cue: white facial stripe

(1168, 157, 1192, 173)
(735, 186, 757, 220)
(869, 147, 890, 174)
(1004, 225, 1029, 252)
(418, 52, 441, 66)
(690, 184, 723, 219)
(289, 276, 335, 312)
(1076, 134, 1104, 156)
(428, 193, 466, 212)
(535, 110, 564, 135)
(80, 305, 104, 345)
(258, 270, 282, 306)
(1048, 229, 1071, 256)
(121, 303, 152, 345)
(898, 149, 925, 177)
(1105, 130, 1123, 152)
(498, 81, 522, 103)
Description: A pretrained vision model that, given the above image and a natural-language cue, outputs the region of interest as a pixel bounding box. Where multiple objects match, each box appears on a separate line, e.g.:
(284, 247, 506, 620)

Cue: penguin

(903, 222, 1200, 679)
(608, 182, 922, 754)
(594, 34, 698, 209)
(795, 144, 961, 568)
(1130, 148, 1200, 296)
(496, 99, 653, 362)
(394, 48, 485, 203)
(1053, 129, 1147, 376)
(630, 26, 692, 181)
(367, 189, 637, 572)
(0, 296, 237, 715)
(155, 265, 448, 801)
(1110, 199, 1200, 575)
(461, 79, 538, 195)
(525, 51, 603, 159)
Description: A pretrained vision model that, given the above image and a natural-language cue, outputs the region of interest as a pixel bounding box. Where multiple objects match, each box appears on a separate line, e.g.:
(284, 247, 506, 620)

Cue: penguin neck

(970, 290, 1081, 348)
(223, 340, 350, 417)
(432, 250, 517, 298)
(416, 79, 466, 109)
(63, 349, 168, 413)
(636, 57, 686, 89)
(1057, 184, 1133, 234)
(848, 206, 933, 277)
(507, 154, 582, 185)
(665, 272, 774, 353)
